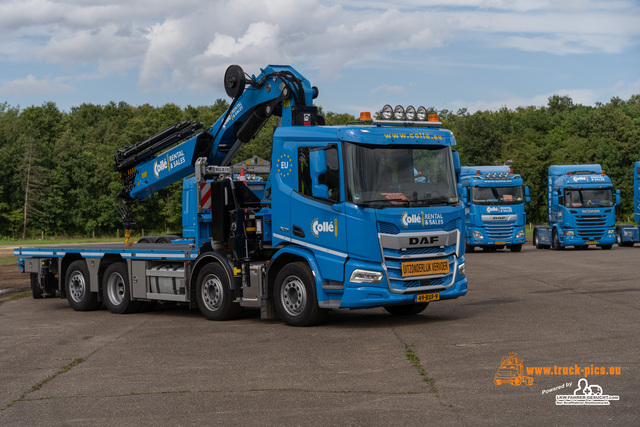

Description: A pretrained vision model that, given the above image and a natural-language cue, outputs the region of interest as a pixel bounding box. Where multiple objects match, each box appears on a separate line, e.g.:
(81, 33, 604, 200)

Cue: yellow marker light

(428, 114, 439, 122)
(359, 111, 372, 121)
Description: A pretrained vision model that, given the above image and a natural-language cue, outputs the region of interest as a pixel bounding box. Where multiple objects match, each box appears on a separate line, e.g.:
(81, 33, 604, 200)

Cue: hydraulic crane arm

(114, 64, 319, 235)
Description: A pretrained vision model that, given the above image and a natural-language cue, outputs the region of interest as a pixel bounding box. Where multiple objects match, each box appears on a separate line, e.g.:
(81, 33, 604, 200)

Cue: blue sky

(1, 0, 639, 115)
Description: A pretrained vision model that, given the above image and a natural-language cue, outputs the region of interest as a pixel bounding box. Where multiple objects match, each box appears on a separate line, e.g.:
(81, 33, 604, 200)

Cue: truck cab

(460, 166, 529, 252)
(534, 164, 620, 250)
(615, 161, 640, 246)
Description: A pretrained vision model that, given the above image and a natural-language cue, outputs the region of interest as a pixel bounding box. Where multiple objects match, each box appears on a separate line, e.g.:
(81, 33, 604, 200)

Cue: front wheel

(384, 303, 429, 316)
(103, 262, 142, 314)
(510, 244, 522, 252)
(65, 260, 100, 311)
(551, 229, 563, 250)
(274, 263, 326, 327)
(599, 244, 612, 250)
(195, 264, 241, 321)
(465, 243, 475, 253)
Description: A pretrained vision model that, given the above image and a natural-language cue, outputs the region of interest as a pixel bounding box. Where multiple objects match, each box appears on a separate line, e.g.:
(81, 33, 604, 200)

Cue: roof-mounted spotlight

(393, 105, 405, 120)
(416, 106, 427, 121)
(405, 105, 416, 121)
(381, 104, 393, 120)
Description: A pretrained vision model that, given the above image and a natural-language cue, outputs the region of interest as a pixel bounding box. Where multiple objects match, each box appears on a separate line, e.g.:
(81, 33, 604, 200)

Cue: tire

(384, 303, 429, 316)
(533, 230, 543, 249)
(551, 229, 563, 250)
(102, 262, 142, 314)
(30, 273, 43, 299)
(195, 264, 241, 321)
(465, 243, 475, 253)
(599, 245, 612, 250)
(616, 228, 623, 247)
(510, 244, 522, 252)
(274, 262, 326, 327)
(65, 260, 100, 311)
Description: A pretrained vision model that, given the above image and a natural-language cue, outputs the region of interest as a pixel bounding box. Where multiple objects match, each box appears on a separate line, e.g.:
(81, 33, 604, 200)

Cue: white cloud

(0, 74, 73, 96)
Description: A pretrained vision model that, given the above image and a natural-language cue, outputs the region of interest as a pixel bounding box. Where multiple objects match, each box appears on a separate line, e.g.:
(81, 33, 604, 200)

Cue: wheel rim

(534, 232, 538, 246)
(106, 272, 126, 306)
(201, 274, 223, 311)
(281, 275, 307, 316)
(68, 271, 86, 303)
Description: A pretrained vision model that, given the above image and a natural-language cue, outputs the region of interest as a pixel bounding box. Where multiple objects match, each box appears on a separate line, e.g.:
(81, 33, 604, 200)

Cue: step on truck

(15, 65, 468, 326)
(615, 161, 640, 247)
(533, 164, 620, 250)
(459, 165, 530, 252)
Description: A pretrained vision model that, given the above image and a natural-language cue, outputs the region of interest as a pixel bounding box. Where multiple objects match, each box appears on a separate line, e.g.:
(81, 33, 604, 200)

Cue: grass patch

(405, 347, 438, 395)
(0, 257, 16, 265)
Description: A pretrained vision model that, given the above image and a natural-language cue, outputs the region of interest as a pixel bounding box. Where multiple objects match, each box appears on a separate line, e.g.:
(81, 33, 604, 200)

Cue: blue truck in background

(460, 166, 529, 252)
(14, 65, 467, 326)
(533, 164, 619, 250)
(615, 161, 640, 246)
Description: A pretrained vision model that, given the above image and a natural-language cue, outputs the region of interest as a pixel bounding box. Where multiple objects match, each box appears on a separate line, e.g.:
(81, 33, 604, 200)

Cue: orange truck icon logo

(494, 353, 534, 386)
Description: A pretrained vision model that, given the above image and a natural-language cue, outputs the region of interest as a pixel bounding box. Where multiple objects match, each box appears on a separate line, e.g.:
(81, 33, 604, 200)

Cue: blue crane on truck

(15, 65, 468, 326)
(460, 165, 530, 252)
(533, 164, 620, 250)
(615, 161, 640, 246)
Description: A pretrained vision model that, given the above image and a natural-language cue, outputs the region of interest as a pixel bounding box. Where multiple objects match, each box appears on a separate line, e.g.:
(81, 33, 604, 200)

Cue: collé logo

(311, 218, 336, 238)
(154, 158, 168, 178)
(401, 212, 422, 228)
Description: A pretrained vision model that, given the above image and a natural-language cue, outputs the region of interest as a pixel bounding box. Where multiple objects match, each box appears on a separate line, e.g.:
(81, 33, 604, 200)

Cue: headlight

(608, 229, 616, 235)
(380, 104, 393, 120)
(564, 230, 574, 236)
(472, 230, 483, 239)
(516, 230, 525, 238)
(458, 262, 466, 277)
(350, 269, 384, 284)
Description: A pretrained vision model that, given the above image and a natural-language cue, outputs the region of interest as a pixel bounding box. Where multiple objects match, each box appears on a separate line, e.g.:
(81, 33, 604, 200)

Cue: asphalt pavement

(1, 244, 638, 425)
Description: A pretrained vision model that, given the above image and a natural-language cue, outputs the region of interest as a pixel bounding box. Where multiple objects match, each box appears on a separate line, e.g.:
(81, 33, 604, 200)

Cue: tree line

(0, 94, 638, 239)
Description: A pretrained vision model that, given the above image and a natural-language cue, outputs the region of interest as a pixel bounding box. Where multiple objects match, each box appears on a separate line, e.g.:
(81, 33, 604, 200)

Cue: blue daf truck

(615, 161, 640, 246)
(460, 165, 529, 252)
(533, 164, 619, 250)
(14, 65, 467, 326)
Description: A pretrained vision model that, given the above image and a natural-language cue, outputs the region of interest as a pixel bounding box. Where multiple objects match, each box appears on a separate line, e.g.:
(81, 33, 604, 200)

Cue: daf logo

(409, 236, 439, 245)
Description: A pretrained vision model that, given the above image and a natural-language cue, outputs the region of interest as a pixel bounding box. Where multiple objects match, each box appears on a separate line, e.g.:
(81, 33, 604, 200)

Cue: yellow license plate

(401, 259, 449, 277)
(417, 293, 440, 302)
(494, 241, 507, 245)
(587, 240, 597, 245)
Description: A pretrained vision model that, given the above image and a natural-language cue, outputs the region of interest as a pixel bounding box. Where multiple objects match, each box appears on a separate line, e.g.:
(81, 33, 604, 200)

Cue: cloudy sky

(1, 0, 639, 115)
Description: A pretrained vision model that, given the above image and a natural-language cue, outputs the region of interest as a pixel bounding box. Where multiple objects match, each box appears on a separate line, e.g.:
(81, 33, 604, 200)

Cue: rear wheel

(30, 273, 43, 299)
(103, 262, 142, 314)
(195, 264, 241, 320)
(533, 230, 543, 249)
(384, 303, 429, 316)
(65, 260, 100, 311)
(274, 262, 326, 327)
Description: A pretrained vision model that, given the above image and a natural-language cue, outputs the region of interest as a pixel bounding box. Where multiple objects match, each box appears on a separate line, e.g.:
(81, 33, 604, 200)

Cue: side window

(320, 146, 340, 201)
(297, 145, 341, 201)
(298, 148, 312, 197)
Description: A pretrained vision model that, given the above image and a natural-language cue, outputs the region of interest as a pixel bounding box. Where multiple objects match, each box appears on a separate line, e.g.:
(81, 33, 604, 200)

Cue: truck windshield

(344, 143, 458, 207)
(472, 186, 525, 205)
(565, 188, 614, 208)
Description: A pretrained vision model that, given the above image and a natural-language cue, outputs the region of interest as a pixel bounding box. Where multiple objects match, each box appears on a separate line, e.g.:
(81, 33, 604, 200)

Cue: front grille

(384, 253, 455, 293)
(486, 223, 515, 239)
(575, 214, 607, 239)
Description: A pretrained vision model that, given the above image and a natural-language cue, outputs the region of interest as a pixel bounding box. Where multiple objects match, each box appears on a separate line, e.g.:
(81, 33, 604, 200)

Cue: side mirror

(615, 189, 621, 206)
(310, 149, 329, 199)
(525, 186, 530, 203)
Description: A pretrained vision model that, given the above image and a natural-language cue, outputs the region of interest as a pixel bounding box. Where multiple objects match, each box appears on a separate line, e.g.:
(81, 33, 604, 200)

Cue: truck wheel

(384, 303, 429, 316)
(465, 243, 475, 252)
(30, 273, 43, 299)
(510, 244, 522, 252)
(195, 264, 241, 321)
(65, 260, 100, 311)
(551, 229, 563, 250)
(599, 245, 612, 250)
(533, 230, 543, 249)
(616, 228, 623, 247)
(103, 262, 142, 314)
(274, 262, 326, 327)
